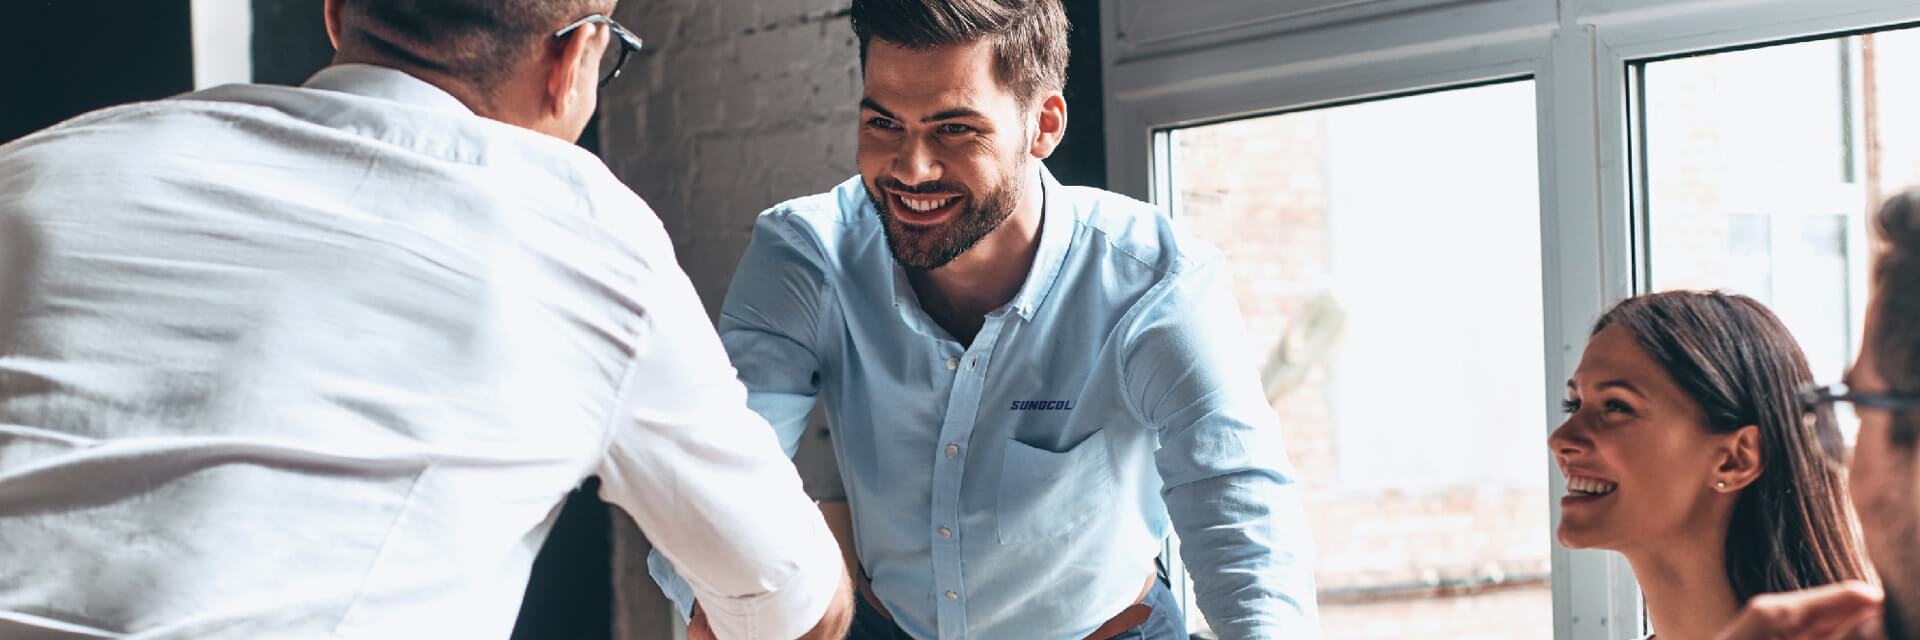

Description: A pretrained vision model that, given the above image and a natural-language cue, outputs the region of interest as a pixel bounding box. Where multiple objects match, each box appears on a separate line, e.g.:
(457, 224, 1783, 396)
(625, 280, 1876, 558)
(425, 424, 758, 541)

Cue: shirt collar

(1006, 164, 1073, 320)
(302, 64, 475, 115)
(885, 163, 1075, 336)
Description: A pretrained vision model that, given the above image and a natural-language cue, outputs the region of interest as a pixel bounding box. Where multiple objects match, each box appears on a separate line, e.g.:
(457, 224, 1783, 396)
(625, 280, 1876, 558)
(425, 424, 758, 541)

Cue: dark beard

(867, 164, 1024, 271)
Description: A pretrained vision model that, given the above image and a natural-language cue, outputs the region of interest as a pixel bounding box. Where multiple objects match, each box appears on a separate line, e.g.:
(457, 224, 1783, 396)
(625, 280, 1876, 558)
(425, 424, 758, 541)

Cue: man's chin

(881, 232, 953, 271)
(887, 247, 956, 271)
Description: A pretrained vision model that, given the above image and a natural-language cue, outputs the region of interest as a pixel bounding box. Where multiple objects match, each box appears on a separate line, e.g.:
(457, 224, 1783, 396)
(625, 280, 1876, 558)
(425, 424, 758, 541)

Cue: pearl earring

(1715, 480, 1728, 489)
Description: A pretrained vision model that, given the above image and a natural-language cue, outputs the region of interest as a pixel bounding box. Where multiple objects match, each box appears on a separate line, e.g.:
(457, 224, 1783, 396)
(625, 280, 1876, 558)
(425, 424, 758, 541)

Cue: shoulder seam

(753, 206, 842, 357)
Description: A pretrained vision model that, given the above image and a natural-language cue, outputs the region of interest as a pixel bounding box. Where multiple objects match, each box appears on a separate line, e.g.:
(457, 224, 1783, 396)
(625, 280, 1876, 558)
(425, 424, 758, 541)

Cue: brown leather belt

(856, 568, 1157, 640)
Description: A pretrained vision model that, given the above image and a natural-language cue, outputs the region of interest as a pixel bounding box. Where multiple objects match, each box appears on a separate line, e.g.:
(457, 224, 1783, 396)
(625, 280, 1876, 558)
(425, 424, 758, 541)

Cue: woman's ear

(1714, 424, 1765, 492)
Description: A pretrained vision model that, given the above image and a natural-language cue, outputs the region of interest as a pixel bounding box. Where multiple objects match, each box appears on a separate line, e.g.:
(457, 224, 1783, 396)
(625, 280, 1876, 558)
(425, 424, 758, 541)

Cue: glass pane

(1640, 25, 1920, 446)
(1165, 80, 1547, 638)
(1869, 28, 1920, 201)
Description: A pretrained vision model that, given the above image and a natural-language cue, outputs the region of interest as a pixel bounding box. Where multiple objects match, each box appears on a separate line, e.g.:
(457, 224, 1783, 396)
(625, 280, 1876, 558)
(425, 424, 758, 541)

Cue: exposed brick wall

(599, 0, 864, 322)
(596, 1, 863, 635)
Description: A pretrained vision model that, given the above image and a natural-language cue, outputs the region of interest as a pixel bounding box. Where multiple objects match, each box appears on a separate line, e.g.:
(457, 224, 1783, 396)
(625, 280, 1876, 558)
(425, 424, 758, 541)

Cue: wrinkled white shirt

(0, 64, 840, 640)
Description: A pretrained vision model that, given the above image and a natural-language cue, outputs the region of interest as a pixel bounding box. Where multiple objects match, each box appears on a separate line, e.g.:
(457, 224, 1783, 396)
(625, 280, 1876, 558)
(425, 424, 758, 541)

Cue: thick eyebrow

(859, 98, 898, 121)
(857, 98, 988, 124)
(925, 107, 987, 122)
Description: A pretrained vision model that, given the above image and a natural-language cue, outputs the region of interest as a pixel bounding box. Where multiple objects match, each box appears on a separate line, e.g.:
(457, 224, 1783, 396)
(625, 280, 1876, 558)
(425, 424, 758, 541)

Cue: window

(1106, 2, 1920, 637)
(1163, 81, 1549, 638)
(1636, 25, 1920, 445)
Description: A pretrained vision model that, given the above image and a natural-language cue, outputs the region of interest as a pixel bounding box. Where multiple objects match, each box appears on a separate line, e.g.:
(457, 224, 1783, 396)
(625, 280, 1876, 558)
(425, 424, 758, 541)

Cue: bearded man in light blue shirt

(654, 0, 1319, 637)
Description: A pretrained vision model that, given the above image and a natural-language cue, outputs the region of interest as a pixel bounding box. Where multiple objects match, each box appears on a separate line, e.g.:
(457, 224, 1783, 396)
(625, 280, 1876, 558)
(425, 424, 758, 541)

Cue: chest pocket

(996, 428, 1114, 543)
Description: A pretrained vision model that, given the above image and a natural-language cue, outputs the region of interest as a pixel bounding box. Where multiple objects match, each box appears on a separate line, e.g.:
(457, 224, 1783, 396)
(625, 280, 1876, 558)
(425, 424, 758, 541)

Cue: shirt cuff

(694, 525, 843, 640)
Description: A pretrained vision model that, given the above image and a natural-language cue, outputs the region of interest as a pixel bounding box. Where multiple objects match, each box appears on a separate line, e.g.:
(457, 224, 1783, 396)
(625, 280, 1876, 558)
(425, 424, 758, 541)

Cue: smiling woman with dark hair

(1550, 290, 1871, 640)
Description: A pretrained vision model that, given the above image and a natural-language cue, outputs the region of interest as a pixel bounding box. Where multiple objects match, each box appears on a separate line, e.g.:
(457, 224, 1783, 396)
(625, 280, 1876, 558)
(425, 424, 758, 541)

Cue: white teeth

(1566, 476, 1618, 496)
(900, 196, 955, 213)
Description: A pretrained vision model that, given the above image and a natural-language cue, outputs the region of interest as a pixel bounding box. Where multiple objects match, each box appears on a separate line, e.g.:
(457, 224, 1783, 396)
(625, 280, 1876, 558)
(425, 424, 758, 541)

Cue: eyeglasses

(555, 14, 644, 88)
(1799, 383, 1920, 465)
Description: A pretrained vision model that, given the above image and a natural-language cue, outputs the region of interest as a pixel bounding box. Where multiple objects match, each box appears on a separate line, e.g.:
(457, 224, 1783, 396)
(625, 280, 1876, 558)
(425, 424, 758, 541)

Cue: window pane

(1639, 25, 1920, 446)
(1868, 28, 1920, 201)
(1166, 80, 1547, 638)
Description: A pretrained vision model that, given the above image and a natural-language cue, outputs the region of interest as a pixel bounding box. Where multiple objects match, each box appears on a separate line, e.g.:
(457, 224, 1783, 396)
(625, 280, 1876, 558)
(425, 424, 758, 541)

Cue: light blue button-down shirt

(655, 167, 1318, 639)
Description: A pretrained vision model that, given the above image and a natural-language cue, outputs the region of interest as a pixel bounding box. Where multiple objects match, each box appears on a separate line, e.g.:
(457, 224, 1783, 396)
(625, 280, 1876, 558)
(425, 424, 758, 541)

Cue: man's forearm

(818, 500, 860, 581)
(1168, 473, 1321, 638)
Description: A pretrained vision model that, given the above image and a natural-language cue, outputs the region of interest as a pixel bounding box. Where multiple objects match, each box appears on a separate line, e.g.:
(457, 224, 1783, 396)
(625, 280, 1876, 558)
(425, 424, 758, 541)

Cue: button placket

(929, 320, 1008, 639)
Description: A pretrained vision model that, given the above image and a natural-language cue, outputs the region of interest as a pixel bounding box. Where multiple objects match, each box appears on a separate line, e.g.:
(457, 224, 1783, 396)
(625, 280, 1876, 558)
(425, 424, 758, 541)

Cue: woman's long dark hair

(1594, 291, 1870, 602)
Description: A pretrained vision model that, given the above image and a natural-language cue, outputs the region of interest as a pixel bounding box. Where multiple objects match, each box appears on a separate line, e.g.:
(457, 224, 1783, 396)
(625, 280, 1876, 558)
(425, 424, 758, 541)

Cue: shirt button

(945, 357, 959, 371)
(944, 443, 960, 458)
(938, 527, 952, 540)
(945, 591, 959, 601)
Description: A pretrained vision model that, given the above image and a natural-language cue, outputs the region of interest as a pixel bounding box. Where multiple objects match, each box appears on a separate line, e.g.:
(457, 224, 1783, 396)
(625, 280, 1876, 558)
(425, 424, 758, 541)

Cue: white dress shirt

(0, 64, 839, 640)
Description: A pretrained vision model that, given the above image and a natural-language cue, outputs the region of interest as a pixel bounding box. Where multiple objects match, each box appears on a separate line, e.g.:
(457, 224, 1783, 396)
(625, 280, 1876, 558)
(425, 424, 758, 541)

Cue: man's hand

(798, 568, 855, 640)
(685, 569, 855, 640)
(1715, 581, 1885, 640)
(688, 602, 715, 640)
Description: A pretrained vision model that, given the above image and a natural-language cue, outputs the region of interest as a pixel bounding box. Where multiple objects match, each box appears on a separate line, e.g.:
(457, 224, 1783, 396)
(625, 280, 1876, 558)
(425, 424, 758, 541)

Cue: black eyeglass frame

(555, 14, 644, 88)
(1798, 383, 1920, 463)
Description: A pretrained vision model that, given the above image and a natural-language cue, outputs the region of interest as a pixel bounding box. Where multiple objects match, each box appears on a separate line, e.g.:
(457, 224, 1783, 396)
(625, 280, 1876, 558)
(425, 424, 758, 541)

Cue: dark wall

(0, 1, 195, 145)
(251, 0, 335, 85)
(1049, 0, 1109, 190)
(513, 480, 613, 640)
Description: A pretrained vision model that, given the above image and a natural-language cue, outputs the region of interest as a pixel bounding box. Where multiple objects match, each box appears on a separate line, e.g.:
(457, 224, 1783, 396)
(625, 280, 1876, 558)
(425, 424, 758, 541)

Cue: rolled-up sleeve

(638, 208, 838, 629)
(596, 230, 840, 640)
(1121, 258, 1321, 639)
(716, 212, 835, 457)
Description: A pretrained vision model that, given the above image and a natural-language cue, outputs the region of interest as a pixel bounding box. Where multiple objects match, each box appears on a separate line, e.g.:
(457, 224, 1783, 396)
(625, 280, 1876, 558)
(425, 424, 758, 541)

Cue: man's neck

(908, 171, 1045, 345)
(1624, 527, 1740, 640)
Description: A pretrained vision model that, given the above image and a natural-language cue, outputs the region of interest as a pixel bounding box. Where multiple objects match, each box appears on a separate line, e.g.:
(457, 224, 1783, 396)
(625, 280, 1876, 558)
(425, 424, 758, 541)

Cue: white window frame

(190, 0, 253, 89)
(1101, 1, 1920, 638)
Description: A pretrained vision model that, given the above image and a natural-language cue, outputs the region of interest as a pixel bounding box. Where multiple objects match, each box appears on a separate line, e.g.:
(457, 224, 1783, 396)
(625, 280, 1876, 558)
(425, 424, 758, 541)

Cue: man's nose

(891, 136, 942, 187)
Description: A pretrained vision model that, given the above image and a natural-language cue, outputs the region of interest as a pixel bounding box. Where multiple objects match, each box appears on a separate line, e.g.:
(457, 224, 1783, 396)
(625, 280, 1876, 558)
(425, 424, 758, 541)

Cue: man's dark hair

(849, 0, 1070, 105)
(339, 0, 613, 89)
(1873, 189, 1920, 447)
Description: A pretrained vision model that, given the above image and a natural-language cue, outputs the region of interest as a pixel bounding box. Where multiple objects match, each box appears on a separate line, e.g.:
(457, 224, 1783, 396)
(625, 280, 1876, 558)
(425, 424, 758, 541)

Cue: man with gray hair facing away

(0, 1, 851, 638)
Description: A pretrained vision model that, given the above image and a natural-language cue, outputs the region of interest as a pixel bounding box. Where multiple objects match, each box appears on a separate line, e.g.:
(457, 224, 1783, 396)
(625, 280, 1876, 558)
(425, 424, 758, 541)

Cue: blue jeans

(849, 574, 1187, 640)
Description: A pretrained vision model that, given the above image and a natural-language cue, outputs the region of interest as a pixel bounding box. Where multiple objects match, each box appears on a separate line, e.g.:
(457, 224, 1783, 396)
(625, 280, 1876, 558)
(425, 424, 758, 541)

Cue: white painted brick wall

(602, 0, 861, 320)
(597, 0, 860, 636)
